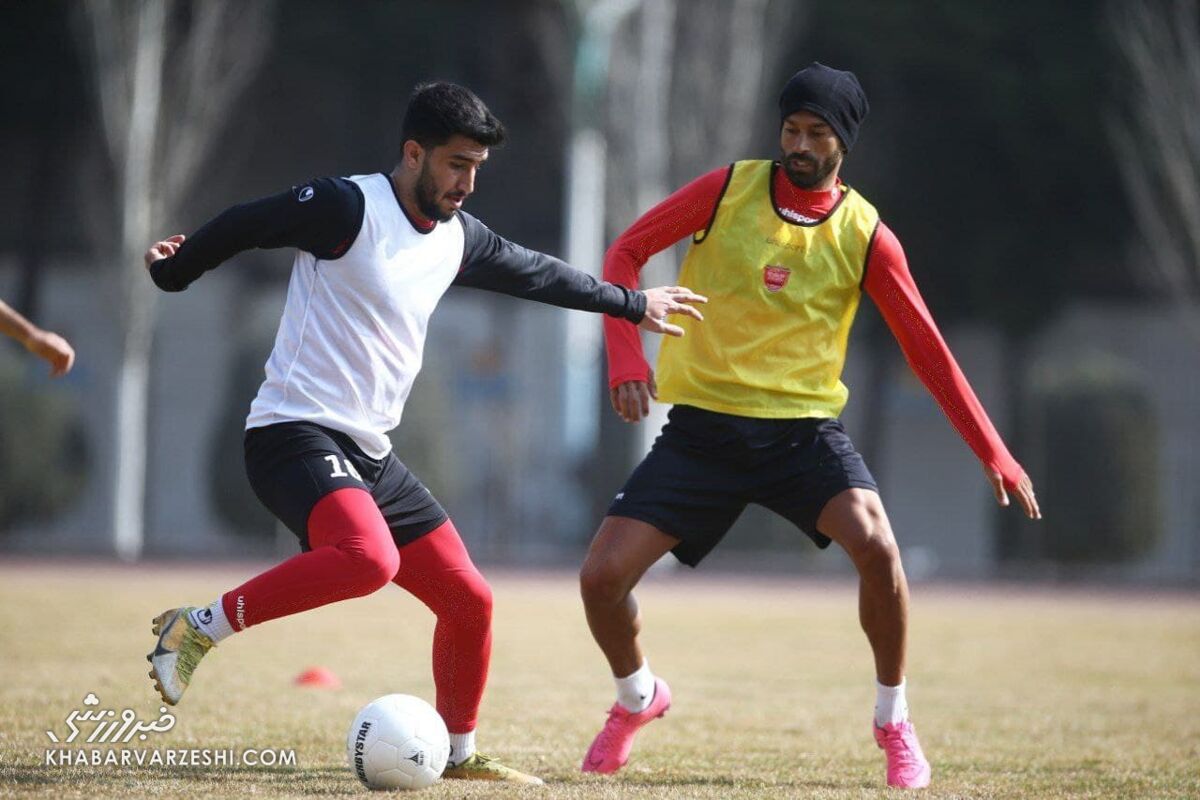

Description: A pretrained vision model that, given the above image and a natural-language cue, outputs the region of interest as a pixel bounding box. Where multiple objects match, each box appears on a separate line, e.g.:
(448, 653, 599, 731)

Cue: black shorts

(608, 405, 877, 567)
(243, 421, 448, 551)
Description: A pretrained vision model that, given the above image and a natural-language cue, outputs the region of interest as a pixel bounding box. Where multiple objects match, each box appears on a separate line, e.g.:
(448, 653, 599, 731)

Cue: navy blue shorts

(243, 421, 448, 551)
(607, 405, 878, 567)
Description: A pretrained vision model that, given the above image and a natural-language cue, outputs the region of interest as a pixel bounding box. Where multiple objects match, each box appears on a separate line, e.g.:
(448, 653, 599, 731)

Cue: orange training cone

(294, 666, 342, 689)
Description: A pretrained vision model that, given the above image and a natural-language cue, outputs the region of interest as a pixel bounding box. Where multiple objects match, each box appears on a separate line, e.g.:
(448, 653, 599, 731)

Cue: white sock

(448, 731, 475, 766)
(874, 678, 909, 727)
(188, 600, 234, 644)
(615, 661, 655, 713)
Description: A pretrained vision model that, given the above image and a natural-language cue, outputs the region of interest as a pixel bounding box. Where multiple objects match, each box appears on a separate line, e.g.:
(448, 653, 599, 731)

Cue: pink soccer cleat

(581, 677, 672, 774)
(874, 720, 932, 789)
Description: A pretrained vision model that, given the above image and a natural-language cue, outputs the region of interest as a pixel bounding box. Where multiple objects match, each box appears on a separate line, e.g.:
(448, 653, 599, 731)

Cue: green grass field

(0, 560, 1196, 799)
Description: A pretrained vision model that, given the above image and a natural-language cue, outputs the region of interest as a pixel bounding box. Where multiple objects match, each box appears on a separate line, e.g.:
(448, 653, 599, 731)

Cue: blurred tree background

(0, 0, 1194, 577)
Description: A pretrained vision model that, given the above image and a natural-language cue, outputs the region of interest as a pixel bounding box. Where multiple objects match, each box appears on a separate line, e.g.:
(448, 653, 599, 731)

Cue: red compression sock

(392, 519, 493, 733)
(220, 488, 399, 631)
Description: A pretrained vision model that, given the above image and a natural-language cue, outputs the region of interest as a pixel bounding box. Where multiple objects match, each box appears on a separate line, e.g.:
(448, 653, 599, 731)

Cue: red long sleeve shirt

(603, 164, 1023, 487)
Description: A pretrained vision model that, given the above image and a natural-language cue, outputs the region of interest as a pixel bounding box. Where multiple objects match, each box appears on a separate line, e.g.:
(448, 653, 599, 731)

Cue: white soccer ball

(347, 694, 450, 791)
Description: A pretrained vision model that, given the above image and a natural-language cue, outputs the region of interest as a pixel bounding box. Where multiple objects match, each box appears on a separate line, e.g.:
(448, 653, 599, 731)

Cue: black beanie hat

(778, 62, 869, 152)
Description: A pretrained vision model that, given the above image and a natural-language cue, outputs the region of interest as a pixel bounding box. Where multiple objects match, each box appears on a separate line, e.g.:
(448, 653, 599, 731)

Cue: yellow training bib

(656, 160, 880, 418)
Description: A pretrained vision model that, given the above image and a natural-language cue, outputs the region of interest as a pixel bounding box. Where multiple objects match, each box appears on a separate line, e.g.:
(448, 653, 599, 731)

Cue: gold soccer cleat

(441, 752, 544, 784)
(146, 607, 214, 706)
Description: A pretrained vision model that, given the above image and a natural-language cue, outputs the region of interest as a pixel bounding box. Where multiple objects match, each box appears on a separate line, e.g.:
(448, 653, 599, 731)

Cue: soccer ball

(347, 694, 450, 790)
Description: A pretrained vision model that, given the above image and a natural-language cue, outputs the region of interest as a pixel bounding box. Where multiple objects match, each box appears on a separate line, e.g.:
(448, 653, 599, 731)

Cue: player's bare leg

(578, 516, 678, 773)
(818, 487, 930, 789)
(818, 488, 908, 684)
(580, 516, 677, 676)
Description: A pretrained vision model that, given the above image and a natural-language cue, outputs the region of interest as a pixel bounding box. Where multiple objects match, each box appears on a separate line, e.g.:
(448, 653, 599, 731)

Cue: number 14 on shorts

(324, 454, 363, 482)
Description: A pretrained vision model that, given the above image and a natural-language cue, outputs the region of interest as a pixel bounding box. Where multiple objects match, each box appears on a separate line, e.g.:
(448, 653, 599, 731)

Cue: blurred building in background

(0, 0, 1196, 583)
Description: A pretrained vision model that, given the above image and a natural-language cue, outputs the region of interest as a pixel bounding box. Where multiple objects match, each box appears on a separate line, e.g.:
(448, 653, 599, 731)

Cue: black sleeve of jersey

(452, 211, 646, 323)
(148, 177, 365, 292)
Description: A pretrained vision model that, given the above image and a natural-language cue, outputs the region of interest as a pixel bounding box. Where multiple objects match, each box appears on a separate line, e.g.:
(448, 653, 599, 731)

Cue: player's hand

(985, 465, 1041, 520)
(639, 286, 707, 337)
(24, 329, 75, 377)
(610, 370, 658, 423)
(144, 234, 186, 269)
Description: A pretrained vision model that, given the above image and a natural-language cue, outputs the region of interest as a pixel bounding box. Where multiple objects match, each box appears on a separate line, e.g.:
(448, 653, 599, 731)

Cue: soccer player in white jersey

(142, 82, 705, 784)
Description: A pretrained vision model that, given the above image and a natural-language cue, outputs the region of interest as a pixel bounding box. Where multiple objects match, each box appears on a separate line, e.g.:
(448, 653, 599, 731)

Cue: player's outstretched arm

(453, 212, 705, 327)
(0, 298, 75, 377)
(864, 224, 1041, 520)
(145, 178, 364, 292)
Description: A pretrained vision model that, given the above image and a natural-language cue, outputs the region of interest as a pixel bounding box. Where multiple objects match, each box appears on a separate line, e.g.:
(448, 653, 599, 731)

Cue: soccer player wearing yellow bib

(578, 63, 1041, 788)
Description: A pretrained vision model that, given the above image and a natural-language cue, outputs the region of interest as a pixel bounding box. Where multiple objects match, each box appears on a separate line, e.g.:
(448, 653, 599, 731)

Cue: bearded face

(779, 111, 844, 190)
(782, 149, 843, 189)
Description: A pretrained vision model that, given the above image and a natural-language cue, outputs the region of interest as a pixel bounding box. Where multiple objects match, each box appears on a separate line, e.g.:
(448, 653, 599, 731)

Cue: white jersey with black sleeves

(149, 170, 646, 457)
(245, 173, 464, 457)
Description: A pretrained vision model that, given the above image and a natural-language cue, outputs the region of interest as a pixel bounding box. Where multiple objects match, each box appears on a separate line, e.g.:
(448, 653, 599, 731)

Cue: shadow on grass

(0, 764, 355, 795)
(602, 774, 867, 791)
(7, 761, 884, 793)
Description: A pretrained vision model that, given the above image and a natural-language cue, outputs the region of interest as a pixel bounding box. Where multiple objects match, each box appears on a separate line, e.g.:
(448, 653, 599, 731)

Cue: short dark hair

(400, 82, 506, 150)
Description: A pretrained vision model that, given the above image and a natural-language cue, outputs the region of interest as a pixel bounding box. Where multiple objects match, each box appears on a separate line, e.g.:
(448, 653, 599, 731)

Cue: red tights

(220, 488, 491, 732)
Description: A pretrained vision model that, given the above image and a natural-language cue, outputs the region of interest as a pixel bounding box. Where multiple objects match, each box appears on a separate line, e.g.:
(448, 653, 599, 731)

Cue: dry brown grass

(0, 561, 1196, 799)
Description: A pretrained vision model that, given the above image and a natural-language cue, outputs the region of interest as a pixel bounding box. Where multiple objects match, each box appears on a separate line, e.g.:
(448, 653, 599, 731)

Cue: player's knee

(579, 558, 629, 607)
(852, 525, 900, 578)
(862, 532, 900, 571)
(419, 564, 493, 627)
(361, 550, 402, 591)
(457, 572, 493, 627)
(370, 547, 403, 588)
(341, 537, 401, 592)
(841, 501, 899, 571)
